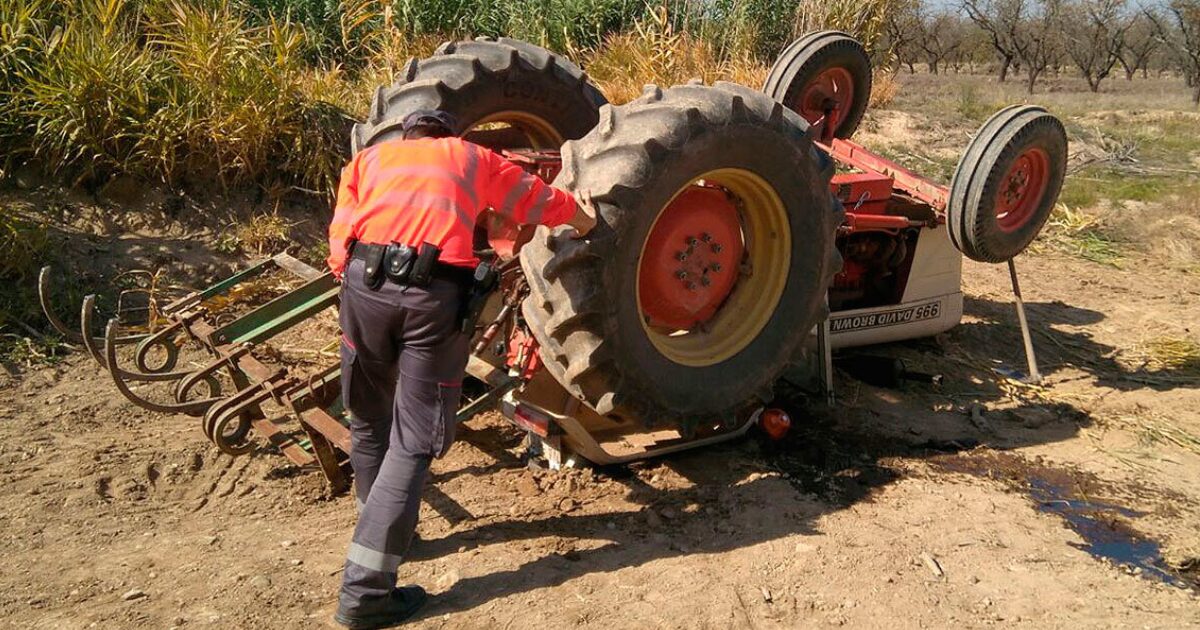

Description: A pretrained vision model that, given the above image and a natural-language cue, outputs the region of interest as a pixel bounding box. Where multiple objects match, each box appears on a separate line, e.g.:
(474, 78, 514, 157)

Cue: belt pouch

(360, 244, 386, 289)
(459, 261, 499, 333)
(409, 242, 441, 287)
(384, 243, 415, 284)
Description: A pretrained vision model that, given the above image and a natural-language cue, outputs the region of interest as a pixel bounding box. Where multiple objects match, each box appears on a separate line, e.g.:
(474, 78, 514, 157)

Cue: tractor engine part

(830, 230, 914, 310)
(519, 82, 843, 431)
(947, 105, 1068, 263)
(763, 30, 872, 142)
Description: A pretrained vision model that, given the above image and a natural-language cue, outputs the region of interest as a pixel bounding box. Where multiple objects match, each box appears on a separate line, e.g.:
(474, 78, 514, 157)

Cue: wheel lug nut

(676, 251, 688, 261)
(700, 276, 711, 287)
(686, 236, 699, 247)
(701, 233, 712, 242)
(676, 270, 688, 280)
(711, 263, 721, 272)
(711, 244, 722, 253)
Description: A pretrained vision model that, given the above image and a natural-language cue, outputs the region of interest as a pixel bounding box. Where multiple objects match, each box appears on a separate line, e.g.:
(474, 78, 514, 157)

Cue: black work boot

(334, 585, 427, 629)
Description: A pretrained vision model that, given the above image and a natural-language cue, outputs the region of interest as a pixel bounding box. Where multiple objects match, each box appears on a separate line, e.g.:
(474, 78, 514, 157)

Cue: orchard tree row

(881, 0, 1200, 102)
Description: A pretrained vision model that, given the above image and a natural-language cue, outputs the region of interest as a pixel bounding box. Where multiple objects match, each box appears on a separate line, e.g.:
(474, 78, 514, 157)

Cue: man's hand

(566, 189, 598, 239)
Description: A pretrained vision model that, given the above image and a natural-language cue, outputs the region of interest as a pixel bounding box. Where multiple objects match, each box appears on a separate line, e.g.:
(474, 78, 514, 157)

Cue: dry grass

(1140, 337, 1200, 376)
(2, 0, 914, 192)
(1030, 204, 1124, 267)
(1126, 412, 1200, 457)
(216, 212, 296, 255)
(792, 0, 893, 55)
(584, 6, 769, 104)
(868, 70, 900, 109)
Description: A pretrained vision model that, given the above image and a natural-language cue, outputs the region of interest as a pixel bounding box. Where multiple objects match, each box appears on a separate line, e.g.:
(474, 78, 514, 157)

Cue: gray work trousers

(337, 256, 469, 613)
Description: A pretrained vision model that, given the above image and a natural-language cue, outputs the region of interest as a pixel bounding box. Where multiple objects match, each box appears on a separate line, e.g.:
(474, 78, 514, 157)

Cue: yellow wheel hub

(636, 168, 791, 367)
(467, 110, 564, 149)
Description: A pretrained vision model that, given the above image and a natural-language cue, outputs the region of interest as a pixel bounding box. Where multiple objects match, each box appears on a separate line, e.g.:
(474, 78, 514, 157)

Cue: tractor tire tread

(520, 82, 842, 428)
(763, 31, 872, 139)
(353, 39, 605, 153)
(948, 105, 1065, 263)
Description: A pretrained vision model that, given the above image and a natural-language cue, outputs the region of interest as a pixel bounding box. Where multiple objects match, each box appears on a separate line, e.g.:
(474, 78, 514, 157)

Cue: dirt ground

(2, 239, 1199, 629)
(4, 83, 1200, 628)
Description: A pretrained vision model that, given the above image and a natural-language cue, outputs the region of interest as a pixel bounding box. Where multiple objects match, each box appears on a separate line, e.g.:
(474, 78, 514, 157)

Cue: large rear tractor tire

(763, 31, 872, 140)
(947, 105, 1068, 263)
(351, 38, 607, 153)
(520, 83, 843, 429)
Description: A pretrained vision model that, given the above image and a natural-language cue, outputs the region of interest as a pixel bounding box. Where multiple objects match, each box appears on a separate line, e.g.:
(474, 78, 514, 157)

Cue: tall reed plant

(1, 0, 908, 193)
(2, 0, 350, 192)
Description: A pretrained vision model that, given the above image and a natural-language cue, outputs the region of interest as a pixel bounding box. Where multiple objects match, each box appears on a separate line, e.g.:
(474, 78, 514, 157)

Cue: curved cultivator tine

(68, 291, 153, 367)
(173, 345, 251, 404)
(41, 267, 152, 352)
(131, 319, 185, 375)
(79, 295, 109, 367)
(202, 387, 263, 457)
(201, 373, 287, 456)
(87, 299, 193, 382)
(103, 318, 222, 416)
(38, 267, 84, 343)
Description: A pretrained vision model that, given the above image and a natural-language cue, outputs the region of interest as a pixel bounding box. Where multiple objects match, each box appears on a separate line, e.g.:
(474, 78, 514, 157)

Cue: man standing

(327, 110, 596, 629)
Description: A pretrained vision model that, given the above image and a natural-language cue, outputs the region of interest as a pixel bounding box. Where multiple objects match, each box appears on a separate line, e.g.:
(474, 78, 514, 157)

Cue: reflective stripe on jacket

(327, 137, 576, 275)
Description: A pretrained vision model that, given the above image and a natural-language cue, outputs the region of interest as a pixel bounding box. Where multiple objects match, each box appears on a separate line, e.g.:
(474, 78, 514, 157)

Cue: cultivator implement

(40, 254, 359, 487)
(39, 247, 533, 491)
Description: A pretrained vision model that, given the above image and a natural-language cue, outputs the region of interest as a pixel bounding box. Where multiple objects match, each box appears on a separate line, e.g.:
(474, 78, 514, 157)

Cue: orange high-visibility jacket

(327, 137, 576, 276)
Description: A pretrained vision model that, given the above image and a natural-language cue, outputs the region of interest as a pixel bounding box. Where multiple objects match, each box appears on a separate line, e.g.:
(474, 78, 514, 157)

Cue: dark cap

(401, 109, 458, 133)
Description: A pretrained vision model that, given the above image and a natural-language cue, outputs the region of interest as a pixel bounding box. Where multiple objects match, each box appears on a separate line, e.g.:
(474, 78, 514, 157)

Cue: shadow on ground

(400, 294, 1175, 617)
(959, 296, 1199, 392)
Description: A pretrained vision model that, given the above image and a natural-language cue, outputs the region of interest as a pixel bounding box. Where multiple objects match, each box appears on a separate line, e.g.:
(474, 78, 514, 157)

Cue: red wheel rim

(790, 67, 855, 133)
(994, 147, 1050, 233)
(637, 185, 745, 331)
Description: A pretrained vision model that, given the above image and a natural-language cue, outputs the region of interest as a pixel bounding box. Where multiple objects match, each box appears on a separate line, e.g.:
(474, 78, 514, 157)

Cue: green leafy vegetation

(1059, 171, 1175, 209)
(216, 211, 295, 255)
(0, 202, 47, 280)
(955, 84, 1001, 123)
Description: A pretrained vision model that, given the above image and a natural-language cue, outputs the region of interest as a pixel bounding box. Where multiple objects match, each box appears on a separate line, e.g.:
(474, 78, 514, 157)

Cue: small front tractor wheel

(947, 106, 1068, 263)
(763, 31, 872, 140)
(520, 83, 843, 429)
(352, 38, 607, 153)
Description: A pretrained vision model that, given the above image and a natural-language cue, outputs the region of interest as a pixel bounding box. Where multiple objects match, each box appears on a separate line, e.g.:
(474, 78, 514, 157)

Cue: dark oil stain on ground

(934, 451, 1198, 591)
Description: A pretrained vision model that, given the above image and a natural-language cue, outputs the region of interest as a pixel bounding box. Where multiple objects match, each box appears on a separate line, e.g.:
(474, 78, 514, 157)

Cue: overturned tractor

(40, 33, 1067, 489)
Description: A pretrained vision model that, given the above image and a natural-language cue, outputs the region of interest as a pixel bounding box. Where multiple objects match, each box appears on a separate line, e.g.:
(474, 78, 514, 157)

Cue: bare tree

(1012, 0, 1065, 92)
(1062, 0, 1131, 92)
(1118, 15, 1161, 79)
(963, 0, 1023, 81)
(1147, 1, 1200, 104)
(884, 0, 923, 73)
(954, 23, 994, 72)
(916, 9, 968, 74)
